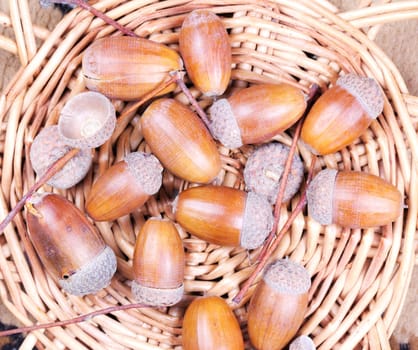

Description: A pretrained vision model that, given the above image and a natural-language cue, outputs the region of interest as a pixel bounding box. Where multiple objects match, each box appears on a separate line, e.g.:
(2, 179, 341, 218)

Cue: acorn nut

(209, 84, 307, 148)
(306, 169, 403, 228)
(173, 185, 273, 249)
(25, 192, 117, 296)
(86, 152, 163, 222)
(300, 74, 384, 155)
(247, 259, 311, 350)
(132, 218, 185, 306)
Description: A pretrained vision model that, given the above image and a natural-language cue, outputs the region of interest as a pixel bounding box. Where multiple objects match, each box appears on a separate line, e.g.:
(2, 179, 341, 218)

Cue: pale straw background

(0, 0, 417, 348)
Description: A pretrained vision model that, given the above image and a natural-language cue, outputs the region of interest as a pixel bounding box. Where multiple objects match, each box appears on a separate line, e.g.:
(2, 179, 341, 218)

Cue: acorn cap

(263, 259, 311, 295)
(289, 335, 316, 350)
(124, 152, 163, 195)
(59, 245, 117, 296)
(58, 91, 116, 149)
(131, 281, 184, 307)
(208, 98, 243, 149)
(30, 125, 92, 189)
(337, 74, 384, 120)
(241, 192, 273, 249)
(244, 142, 304, 205)
(306, 169, 337, 225)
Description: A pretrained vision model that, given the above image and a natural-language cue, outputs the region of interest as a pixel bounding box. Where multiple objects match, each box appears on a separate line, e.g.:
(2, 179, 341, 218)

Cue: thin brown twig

(47, 0, 138, 37)
(0, 148, 80, 234)
(0, 302, 147, 337)
(233, 155, 317, 304)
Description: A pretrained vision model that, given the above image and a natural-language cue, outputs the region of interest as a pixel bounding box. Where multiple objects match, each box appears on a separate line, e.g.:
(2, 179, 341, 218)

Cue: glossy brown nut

(82, 36, 183, 101)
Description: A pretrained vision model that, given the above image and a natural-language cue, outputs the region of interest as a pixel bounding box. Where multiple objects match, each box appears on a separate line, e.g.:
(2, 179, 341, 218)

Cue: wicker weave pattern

(0, 0, 417, 349)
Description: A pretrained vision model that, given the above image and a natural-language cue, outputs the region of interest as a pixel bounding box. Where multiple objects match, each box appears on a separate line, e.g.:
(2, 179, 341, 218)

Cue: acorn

(179, 10, 231, 97)
(86, 152, 163, 222)
(247, 259, 311, 350)
(306, 169, 402, 228)
(208, 84, 307, 148)
(141, 98, 221, 183)
(25, 192, 117, 296)
(300, 74, 384, 155)
(173, 185, 273, 249)
(58, 91, 116, 149)
(182, 296, 244, 350)
(82, 36, 183, 101)
(30, 125, 92, 189)
(131, 218, 184, 307)
(289, 335, 316, 350)
(243, 142, 305, 205)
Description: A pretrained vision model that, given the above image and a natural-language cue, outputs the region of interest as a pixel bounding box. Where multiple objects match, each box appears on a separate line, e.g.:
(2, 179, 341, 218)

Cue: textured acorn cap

(30, 125, 92, 189)
(131, 281, 184, 307)
(263, 259, 311, 295)
(306, 169, 338, 225)
(289, 335, 316, 350)
(244, 142, 304, 204)
(208, 98, 243, 149)
(241, 192, 274, 249)
(58, 91, 116, 149)
(59, 245, 117, 296)
(337, 74, 384, 120)
(124, 152, 163, 195)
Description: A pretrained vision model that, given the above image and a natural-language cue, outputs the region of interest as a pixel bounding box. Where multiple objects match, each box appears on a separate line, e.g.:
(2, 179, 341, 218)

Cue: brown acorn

(25, 192, 117, 296)
(86, 152, 163, 222)
(247, 259, 311, 350)
(82, 36, 183, 101)
(179, 10, 231, 96)
(182, 296, 244, 350)
(300, 74, 384, 155)
(141, 98, 221, 183)
(173, 185, 273, 249)
(208, 83, 307, 148)
(132, 218, 185, 306)
(306, 169, 403, 228)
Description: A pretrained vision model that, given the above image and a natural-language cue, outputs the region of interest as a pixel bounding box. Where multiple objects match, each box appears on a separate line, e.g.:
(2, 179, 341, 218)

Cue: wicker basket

(1, 0, 418, 349)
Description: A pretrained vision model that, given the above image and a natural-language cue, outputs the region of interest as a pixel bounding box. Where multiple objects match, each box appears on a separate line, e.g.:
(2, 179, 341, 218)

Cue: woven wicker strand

(1, 0, 418, 349)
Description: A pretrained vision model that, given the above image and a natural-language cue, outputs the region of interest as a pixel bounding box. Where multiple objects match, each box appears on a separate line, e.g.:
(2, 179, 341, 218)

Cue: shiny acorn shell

(132, 218, 185, 307)
(179, 10, 232, 97)
(209, 83, 307, 148)
(307, 169, 403, 228)
(82, 36, 183, 101)
(141, 98, 221, 184)
(182, 296, 244, 350)
(25, 192, 116, 296)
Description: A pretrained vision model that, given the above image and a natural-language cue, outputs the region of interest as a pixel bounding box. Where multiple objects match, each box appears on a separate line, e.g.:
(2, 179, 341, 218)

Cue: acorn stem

(256, 83, 321, 264)
(233, 155, 317, 305)
(0, 302, 147, 337)
(172, 73, 211, 128)
(0, 148, 80, 234)
(46, 0, 138, 37)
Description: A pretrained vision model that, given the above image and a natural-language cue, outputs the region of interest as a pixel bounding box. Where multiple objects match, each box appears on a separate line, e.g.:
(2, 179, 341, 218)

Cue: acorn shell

(82, 36, 183, 101)
(182, 296, 244, 350)
(141, 98, 221, 183)
(30, 125, 92, 189)
(25, 192, 116, 296)
(132, 218, 185, 306)
(173, 185, 273, 249)
(58, 91, 116, 149)
(247, 259, 311, 350)
(209, 84, 307, 148)
(300, 74, 384, 155)
(306, 169, 402, 228)
(179, 10, 231, 97)
(86, 152, 163, 222)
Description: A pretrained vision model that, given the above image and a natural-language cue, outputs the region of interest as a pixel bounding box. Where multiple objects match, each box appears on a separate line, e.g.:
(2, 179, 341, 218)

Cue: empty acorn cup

(289, 335, 316, 350)
(58, 91, 116, 149)
(30, 125, 92, 189)
(244, 142, 305, 205)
